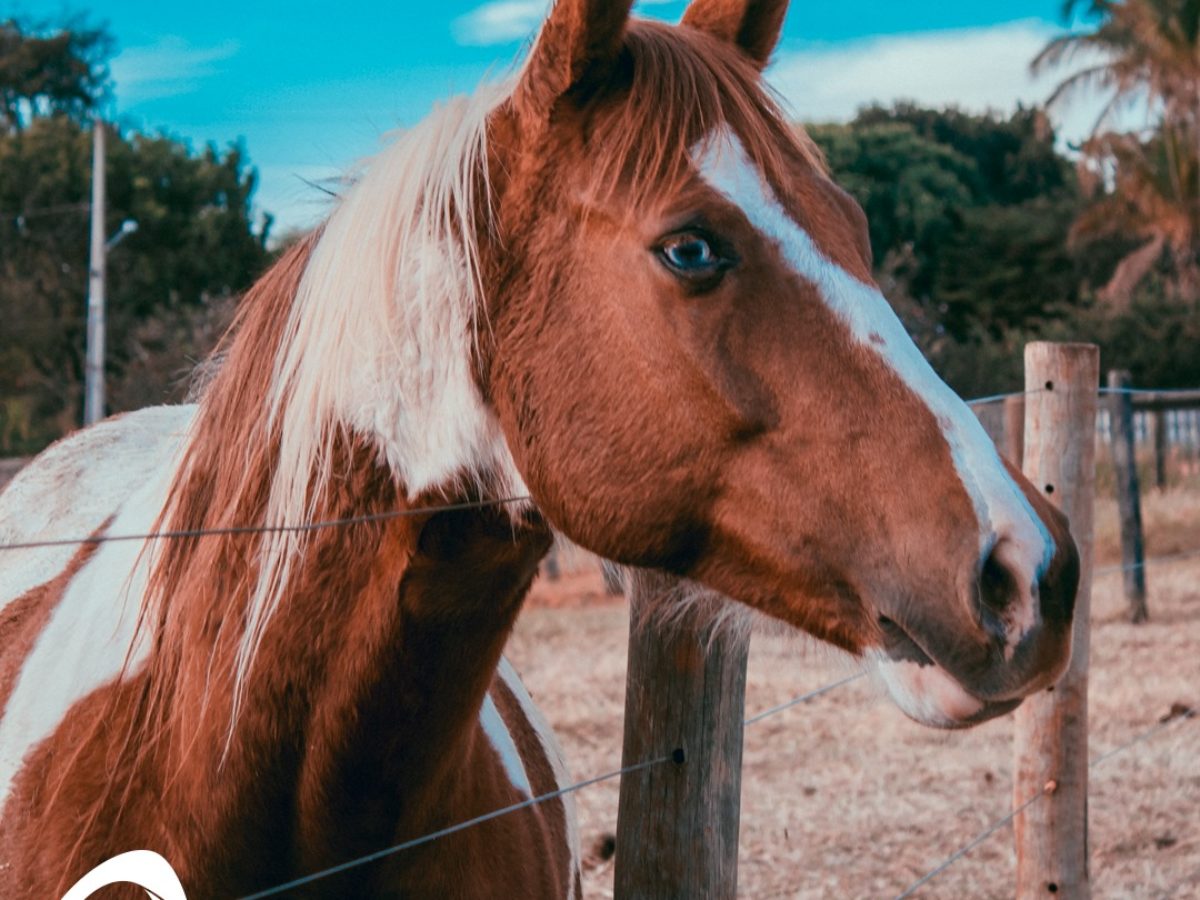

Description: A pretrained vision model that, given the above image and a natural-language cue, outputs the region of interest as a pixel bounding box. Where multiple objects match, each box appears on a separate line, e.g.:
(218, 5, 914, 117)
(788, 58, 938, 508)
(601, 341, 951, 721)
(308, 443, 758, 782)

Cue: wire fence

(891, 705, 1197, 899)
(0, 383, 1165, 554)
(230, 543, 1197, 900)
(0, 496, 533, 553)
(1, 383, 1198, 897)
(238, 670, 874, 899)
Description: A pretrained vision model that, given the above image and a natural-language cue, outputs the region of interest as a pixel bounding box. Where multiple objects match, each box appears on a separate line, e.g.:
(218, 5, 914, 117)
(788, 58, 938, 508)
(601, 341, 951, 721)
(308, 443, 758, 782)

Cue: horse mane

(140, 17, 828, 725)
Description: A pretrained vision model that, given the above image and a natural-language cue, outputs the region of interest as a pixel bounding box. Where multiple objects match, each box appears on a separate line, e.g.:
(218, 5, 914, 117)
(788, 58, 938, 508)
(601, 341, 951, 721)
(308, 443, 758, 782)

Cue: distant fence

(1098, 406, 1200, 450)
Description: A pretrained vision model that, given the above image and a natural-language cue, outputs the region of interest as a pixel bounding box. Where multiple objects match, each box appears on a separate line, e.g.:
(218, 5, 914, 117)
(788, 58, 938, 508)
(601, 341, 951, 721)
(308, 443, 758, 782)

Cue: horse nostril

(979, 547, 1017, 624)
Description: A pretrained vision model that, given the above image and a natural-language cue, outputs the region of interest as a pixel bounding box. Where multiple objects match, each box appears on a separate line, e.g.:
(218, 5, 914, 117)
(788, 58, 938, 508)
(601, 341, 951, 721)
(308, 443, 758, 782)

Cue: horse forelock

(568, 20, 826, 211)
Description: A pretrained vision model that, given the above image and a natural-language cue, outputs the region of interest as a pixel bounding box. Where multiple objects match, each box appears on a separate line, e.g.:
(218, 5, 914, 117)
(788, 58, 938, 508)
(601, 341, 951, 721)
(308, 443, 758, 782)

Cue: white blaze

(692, 127, 1054, 612)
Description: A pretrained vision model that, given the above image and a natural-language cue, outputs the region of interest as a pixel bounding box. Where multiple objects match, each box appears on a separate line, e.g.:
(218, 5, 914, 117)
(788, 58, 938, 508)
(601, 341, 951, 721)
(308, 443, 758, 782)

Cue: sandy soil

(508, 487, 1200, 899)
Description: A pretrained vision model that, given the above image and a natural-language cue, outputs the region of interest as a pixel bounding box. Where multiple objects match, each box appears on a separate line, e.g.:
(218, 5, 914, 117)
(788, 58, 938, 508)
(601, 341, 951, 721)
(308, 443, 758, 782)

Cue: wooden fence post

(1150, 410, 1167, 489)
(1005, 394, 1026, 467)
(1014, 342, 1098, 900)
(614, 571, 749, 900)
(1106, 370, 1148, 623)
(976, 402, 1005, 448)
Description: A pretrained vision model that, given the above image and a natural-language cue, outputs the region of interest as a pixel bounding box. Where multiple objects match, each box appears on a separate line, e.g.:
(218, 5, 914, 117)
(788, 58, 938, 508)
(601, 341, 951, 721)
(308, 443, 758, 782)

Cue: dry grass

(508, 488, 1200, 899)
(1095, 484, 1200, 568)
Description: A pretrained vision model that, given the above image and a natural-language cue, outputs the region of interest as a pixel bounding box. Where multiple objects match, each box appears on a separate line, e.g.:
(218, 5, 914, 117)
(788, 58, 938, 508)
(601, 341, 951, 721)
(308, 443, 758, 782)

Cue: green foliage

(1044, 290, 1200, 388)
(0, 19, 270, 454)
(0, 15, 112, 131)
(807, 119, 975, 274)
(809, 104, 1088, 343)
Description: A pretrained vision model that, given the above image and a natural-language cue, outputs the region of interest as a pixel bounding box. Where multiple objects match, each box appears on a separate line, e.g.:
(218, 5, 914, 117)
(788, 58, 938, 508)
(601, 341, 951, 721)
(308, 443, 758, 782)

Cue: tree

(809, 105, 1086, 342)
(0, 19, 272, 455)
(0, 16, 112, 132)
(1033, 0, 1200, 131)
(1034, 0, 1200, 299)
(1073, 123, 1200, 299)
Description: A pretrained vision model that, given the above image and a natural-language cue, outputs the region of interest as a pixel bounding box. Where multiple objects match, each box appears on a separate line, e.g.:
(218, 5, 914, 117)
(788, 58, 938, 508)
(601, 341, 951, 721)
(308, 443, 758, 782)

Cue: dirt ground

(509, 487, 1200, 899)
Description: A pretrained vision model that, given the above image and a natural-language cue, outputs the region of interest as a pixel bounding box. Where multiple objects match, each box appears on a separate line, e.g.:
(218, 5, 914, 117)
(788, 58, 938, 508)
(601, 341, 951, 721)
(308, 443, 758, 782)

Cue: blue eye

(657, 231, 728, 281)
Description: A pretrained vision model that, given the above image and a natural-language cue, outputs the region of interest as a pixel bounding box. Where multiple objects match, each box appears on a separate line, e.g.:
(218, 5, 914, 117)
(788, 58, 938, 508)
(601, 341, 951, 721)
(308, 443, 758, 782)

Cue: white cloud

(453, 0, 681, 47)
(766, 19, 1130, 147)
(453, 0, 544, 46)
(110, 37, 240, 105)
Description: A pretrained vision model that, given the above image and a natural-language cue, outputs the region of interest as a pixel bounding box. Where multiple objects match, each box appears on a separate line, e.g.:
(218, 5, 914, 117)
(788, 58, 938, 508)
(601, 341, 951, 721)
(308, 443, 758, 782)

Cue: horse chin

(865, 649, 1022, 730)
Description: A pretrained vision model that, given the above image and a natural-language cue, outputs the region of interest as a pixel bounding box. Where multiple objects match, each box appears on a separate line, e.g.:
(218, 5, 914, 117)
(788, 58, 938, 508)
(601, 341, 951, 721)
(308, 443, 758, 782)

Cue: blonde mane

(235, 83, 536, 707)
(151, 17, 831, 721)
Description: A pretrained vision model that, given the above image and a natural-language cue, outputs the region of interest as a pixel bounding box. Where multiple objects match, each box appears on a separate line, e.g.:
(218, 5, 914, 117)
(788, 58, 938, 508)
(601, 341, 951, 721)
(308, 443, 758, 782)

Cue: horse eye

(656, 231, 728, 281)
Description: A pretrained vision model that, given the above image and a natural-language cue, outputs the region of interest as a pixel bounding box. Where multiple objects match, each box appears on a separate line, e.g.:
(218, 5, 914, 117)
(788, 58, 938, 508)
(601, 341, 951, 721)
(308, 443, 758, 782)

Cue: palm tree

(1034, 1, 1200, 131)
(1033, 1, 1200, 300)
(1073, 122, 1200, 298)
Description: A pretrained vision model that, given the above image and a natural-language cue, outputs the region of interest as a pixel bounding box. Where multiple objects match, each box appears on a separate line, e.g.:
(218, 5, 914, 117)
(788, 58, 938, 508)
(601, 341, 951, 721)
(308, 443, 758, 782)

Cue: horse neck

(118, 227, 552, 872)
(142, 436, 551, 880)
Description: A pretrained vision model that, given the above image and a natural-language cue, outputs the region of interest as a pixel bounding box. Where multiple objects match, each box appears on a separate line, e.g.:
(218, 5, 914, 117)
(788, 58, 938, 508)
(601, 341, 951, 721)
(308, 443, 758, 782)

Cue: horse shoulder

(0, 405, 195, 607)
(0, 405, 195, 813)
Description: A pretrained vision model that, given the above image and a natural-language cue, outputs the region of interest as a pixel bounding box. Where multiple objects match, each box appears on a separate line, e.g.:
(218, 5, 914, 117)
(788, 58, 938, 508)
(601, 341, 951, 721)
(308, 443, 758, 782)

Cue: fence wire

(0, 386, 1053, 553)
(237, 753, 674, 900)
(238, 670, 867, 899)
(1094, 547, 1200, 577)
(0, 496, 533, 553)
(1, 382, 1198, 897)
(890, 706, 1197, 899)
(744, 672, 867, 726)
(1098, 386, 1200, 398)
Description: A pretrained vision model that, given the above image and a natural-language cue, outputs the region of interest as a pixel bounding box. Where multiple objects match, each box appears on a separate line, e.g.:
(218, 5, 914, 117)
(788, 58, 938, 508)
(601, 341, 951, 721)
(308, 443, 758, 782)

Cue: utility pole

(84, 120, 107, 426)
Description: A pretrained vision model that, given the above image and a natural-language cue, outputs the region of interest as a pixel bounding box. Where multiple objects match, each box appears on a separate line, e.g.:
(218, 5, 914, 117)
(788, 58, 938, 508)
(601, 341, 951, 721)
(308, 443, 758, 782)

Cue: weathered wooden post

(975, 401, 1006, 450)
(614, 571, 748, 899)
(1005, 394, 1026, 467)
(543, 550, 560, 581)
(1150, 409, 1167, 489)
(1014, 342, 1098, 900)
(1106, 369, 1148, 623)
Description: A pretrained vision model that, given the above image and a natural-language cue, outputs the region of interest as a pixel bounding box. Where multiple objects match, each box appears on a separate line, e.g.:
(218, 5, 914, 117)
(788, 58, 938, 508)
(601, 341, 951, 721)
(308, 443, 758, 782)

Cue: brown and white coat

(0, 0, 1078, 896)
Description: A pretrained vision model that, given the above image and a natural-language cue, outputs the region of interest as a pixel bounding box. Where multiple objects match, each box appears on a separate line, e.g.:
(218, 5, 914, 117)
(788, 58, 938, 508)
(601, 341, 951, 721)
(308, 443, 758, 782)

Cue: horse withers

(0, 0, 1077, 896)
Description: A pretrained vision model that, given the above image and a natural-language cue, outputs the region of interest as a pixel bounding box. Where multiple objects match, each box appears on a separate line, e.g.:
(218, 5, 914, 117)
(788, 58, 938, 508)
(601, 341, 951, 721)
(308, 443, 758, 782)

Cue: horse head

(478, 0, 1078, 728)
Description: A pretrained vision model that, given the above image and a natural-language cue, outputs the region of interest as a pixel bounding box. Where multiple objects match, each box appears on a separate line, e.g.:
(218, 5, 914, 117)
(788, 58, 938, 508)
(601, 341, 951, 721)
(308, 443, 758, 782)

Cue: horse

(0, 0, 1079, 896)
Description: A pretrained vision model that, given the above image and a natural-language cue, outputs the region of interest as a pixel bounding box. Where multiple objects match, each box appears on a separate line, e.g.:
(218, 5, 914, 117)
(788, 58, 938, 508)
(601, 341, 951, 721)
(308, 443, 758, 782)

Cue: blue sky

(17, 1, 1092, 234)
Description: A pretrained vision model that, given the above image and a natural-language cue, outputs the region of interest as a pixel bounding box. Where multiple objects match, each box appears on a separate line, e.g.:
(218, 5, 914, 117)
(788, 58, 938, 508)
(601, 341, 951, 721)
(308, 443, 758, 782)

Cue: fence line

(237, 753, 676, 900)
(891, 705, 1197, 900)
(892, 791, 1050, 900)
(238, 670, 867, 900)
(965, 388, 1048, 408)
(743, 672, 867, 726)
(2, 381, 1197, 895)
(0, 386, 1054, 553)
(0, 496, 534, 552)
(1094, 546, 1200, 576)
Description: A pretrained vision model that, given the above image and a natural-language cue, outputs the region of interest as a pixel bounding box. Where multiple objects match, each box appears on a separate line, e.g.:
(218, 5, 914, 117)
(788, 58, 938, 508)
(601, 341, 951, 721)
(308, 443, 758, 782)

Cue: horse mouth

(873, 615, 1022, 729)
(877, 615, 936, 666)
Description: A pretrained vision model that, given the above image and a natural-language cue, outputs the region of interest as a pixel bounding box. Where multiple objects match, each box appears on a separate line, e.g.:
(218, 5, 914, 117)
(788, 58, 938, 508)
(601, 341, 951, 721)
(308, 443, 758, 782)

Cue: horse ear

(680, 0, 789, 69)
(512, 0, 635, 125)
